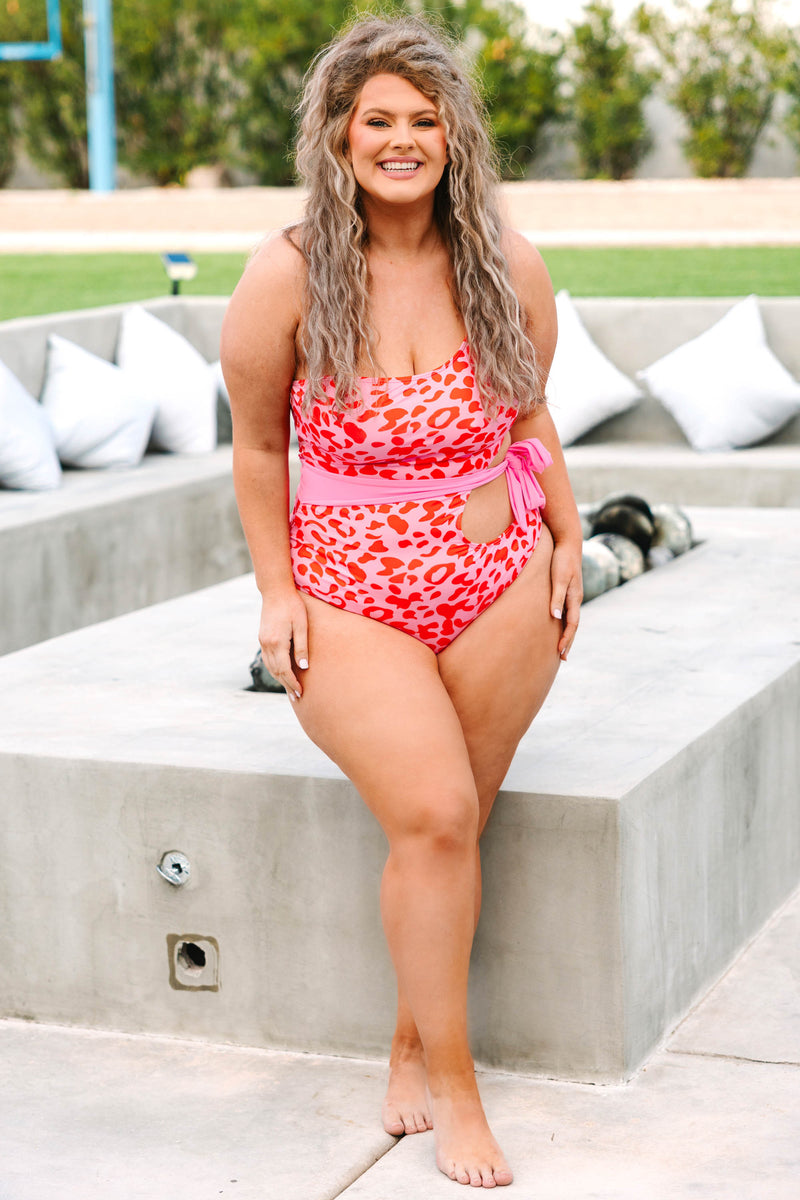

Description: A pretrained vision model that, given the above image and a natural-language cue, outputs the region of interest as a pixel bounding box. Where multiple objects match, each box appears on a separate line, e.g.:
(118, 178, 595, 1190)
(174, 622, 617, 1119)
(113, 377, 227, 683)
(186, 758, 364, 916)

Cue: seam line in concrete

(324, 1139, 400, 1200)
(666, 1048, 800, 1069)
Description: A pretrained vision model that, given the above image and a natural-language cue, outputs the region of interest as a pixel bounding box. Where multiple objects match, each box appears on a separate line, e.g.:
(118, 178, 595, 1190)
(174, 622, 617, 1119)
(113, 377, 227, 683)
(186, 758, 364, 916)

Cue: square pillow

(40, 335, 156, 469)
(117, 306, 218, 453)
(545, 290, 642, 445)
(0, 359, 62, 490)
(637, 294, 800, 452)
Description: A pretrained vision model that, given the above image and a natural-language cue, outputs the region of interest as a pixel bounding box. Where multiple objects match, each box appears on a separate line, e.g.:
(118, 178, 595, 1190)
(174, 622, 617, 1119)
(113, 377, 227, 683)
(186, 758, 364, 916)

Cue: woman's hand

(549, 536, 583, 662)
(259, 587, 310, 701)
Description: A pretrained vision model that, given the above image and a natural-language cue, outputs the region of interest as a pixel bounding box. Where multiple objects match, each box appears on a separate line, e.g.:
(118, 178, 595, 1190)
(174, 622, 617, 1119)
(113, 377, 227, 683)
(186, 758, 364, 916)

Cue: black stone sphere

(592, 503, 655, 556)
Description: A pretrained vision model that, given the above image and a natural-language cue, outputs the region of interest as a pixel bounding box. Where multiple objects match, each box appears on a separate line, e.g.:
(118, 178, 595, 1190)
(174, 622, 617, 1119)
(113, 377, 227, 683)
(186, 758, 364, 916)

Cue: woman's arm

(503, 230, 583, 661)
(220, 235, 309, 698)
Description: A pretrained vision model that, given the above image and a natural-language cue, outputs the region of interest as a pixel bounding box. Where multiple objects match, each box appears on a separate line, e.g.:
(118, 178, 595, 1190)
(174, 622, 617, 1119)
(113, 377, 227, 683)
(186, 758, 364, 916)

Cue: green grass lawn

(0, 246, 798, 321)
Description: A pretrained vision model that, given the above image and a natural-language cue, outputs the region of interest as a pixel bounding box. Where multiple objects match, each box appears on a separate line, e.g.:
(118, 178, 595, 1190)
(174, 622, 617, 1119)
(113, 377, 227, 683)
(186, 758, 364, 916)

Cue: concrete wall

(0, 507, 797, 1080)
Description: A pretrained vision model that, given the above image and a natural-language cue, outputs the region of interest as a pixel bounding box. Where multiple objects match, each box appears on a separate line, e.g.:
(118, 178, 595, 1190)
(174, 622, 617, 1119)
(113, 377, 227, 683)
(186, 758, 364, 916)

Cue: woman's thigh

(437, 522, 562, 828)
(293, 594, 481, 842)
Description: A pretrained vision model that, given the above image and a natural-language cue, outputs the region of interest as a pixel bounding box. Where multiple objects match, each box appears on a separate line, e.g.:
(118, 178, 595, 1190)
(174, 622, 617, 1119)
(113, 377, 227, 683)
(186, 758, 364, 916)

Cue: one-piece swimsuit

(289, 339, 551, 654)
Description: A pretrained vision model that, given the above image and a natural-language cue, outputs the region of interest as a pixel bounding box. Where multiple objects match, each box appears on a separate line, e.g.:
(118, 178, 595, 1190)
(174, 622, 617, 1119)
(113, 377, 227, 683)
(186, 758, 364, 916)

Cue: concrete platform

(1, 884, 797, 1200)
(0, 507, 798, 1082)
(0, 446, 252, 654)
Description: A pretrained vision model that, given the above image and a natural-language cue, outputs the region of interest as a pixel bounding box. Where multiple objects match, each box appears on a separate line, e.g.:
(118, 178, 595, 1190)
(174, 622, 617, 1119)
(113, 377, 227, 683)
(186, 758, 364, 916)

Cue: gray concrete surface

(0, 447, 254, 654)
(0, 507, 798, 1080)
(1, 883, 797, 1200)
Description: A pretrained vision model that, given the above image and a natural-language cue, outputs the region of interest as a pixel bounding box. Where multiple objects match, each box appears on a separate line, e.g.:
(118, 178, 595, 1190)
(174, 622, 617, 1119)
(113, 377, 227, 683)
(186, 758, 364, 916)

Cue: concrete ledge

(0, 507, 797, 1081)
(0, 447, 253, 654)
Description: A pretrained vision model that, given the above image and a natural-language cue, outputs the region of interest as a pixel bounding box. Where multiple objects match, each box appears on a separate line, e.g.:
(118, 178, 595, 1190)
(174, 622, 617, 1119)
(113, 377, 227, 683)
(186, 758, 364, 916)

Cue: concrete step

(1, 886, 798, 1199)
(0, 507, 798, 1081)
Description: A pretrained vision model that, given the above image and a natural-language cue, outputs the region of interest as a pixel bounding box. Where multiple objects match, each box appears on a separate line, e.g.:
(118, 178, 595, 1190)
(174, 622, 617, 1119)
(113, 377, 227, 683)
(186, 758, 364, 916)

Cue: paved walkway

(1, 884, 798, 1200)
(1, 178, 799, 251)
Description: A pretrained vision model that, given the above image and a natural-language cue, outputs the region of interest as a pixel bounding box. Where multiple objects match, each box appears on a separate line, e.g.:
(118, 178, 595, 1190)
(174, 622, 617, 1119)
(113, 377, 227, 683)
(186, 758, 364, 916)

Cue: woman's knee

(390, 788, 480, 857)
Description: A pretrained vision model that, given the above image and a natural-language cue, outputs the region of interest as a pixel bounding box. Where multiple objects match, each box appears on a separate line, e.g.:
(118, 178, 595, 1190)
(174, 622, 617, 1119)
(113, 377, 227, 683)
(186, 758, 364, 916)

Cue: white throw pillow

(117, 306, 218, 454)
(637, 295, 800, 452)
(40, 335, 156, 469)
(0, 360, 61, 490)
(546, 290, 642, 445)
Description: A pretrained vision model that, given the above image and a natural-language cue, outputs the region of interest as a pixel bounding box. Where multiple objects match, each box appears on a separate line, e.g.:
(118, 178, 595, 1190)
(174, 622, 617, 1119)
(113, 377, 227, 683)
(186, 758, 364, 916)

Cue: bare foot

(429, 1082, 512, 1188)
(382, 1042, 433, 1136)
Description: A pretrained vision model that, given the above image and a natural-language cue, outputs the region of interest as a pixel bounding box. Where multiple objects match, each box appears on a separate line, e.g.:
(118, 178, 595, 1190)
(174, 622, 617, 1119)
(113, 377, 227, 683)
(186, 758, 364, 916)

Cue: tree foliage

(567, 2, 655, 180)
(114, 0, 236, 186)
(635, 0, 789, 178)
(0, 0, 88, 187)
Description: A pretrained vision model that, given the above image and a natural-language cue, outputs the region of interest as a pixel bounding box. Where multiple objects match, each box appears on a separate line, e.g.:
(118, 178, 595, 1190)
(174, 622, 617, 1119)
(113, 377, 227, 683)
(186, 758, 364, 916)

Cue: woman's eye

(367, 118, 389, 127)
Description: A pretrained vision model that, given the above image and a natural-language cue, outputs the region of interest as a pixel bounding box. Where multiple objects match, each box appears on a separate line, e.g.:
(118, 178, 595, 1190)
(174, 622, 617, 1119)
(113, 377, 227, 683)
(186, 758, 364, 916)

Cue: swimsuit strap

(296, 436, 552, 524)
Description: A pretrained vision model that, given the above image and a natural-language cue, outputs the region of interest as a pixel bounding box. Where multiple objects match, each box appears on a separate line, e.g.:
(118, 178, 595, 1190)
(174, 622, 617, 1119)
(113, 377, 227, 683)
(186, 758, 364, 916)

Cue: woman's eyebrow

(360, 106, 438, 118)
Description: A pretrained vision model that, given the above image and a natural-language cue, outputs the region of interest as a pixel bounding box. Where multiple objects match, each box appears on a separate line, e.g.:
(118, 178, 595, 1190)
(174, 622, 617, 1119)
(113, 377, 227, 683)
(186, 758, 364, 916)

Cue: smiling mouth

(378, 161, 422, 175)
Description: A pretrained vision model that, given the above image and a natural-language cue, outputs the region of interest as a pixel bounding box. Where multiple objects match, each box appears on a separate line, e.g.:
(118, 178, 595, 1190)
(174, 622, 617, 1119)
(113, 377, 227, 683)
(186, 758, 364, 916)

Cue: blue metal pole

(83, 0, 116, 192)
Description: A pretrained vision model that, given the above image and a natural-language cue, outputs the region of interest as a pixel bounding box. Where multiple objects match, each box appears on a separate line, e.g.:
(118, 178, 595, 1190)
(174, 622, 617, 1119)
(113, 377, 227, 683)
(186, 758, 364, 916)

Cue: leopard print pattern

(289, 342, 544, 653)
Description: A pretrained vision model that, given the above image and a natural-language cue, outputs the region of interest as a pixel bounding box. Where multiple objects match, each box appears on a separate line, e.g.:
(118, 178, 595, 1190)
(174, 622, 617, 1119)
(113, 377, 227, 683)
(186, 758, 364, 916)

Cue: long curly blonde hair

(293, 13, 544, 415)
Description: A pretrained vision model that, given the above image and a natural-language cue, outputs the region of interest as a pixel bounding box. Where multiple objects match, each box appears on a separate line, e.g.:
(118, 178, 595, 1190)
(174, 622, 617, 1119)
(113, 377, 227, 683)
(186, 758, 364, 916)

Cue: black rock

(248, 647, 283, 693)
(592, 503, 655, 555)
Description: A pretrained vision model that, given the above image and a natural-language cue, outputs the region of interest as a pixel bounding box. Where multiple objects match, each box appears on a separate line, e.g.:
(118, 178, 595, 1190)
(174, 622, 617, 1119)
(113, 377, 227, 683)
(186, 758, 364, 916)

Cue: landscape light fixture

(161, 252, 198, 296)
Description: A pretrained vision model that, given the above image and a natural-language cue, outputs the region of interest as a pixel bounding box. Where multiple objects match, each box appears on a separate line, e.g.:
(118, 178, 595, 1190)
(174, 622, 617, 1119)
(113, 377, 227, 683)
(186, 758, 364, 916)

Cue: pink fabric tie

(296, 436, 552, 523)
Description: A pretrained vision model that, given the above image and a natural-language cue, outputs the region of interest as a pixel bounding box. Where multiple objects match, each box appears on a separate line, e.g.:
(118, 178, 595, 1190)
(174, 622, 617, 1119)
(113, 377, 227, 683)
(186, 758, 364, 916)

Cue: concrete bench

(2, 295, 797, 655)
(1, 505, 797, 1082)
(1, 299, 296, 654)
(562, 297, 800, 507)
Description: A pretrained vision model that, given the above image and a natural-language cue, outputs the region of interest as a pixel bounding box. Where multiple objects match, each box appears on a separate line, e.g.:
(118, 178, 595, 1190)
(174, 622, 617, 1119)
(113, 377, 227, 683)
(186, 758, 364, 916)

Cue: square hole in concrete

(166, 934, 220, 991)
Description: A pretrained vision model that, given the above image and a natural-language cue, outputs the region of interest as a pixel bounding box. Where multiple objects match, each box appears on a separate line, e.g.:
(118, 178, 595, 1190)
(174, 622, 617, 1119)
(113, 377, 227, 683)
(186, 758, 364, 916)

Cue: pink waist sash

(296, 437, 552, 525)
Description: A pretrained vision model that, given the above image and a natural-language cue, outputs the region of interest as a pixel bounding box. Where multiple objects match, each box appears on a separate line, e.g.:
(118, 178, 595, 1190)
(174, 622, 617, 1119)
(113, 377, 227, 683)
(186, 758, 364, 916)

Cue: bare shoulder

(500, 228, 557, 369)
(220, 229, 306, 380)
(500, 228, 554, 312)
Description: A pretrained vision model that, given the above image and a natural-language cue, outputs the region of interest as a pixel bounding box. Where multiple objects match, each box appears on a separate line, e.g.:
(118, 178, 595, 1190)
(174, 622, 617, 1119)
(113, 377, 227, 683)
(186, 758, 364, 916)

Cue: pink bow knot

(503, 437, 552, 525)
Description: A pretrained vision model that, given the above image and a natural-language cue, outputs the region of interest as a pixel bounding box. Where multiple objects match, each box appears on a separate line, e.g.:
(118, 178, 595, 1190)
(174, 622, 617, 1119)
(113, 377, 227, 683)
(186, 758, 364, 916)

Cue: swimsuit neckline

(293, 338, 469, 387)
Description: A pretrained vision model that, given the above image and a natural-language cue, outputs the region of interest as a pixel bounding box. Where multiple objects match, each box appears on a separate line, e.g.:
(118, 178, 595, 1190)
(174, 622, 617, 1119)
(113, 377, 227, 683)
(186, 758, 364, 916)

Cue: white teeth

(380, 162, 419, 172)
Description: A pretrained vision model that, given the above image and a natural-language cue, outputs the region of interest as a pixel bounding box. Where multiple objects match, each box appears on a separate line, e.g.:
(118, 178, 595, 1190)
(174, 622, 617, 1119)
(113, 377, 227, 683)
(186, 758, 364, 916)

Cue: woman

(221, 15, 582, 1189)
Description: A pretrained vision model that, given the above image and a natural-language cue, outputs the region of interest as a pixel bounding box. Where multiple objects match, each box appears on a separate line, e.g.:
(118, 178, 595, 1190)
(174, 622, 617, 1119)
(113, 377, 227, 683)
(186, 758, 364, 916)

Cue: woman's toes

(381, 1105, 405, 1136)
(455, 1161, 471, 1185)
(414, 1110, 429, 1133)
(468, 1165, 483, 1187)
(493, 1165, 513, 1187)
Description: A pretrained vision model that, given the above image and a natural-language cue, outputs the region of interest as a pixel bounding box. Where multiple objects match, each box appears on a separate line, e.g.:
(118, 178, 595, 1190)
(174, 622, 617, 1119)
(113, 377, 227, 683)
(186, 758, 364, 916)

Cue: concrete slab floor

(1, 887, 798, 1200)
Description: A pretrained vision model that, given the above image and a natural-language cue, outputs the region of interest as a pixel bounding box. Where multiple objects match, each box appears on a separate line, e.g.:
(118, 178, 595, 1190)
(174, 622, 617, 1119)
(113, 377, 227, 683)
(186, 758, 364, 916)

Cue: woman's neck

(361, 195, 443, 263)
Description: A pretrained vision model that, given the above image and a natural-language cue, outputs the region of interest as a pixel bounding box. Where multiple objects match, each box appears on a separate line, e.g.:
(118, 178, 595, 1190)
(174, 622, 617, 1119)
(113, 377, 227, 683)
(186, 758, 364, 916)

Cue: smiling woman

(346, 75, 449, 196)
(220, 14, 583, 1189)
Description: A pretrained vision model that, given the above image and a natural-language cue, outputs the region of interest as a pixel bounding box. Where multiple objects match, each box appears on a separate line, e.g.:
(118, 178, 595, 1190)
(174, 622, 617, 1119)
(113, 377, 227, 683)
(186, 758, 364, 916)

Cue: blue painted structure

(0, 0, 116, 192)
(82, 0, 116, 191)
(0, 0, 62, 61)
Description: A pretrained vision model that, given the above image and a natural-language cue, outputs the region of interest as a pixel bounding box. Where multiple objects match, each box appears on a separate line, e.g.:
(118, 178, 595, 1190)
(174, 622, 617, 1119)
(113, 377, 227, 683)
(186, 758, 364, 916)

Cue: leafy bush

(635, 0, 789, 178)
(0, 0, 88, 187)
(780, 28, 800, 165)
(113, 0, 236, 185)
(567, 2, 656, 180)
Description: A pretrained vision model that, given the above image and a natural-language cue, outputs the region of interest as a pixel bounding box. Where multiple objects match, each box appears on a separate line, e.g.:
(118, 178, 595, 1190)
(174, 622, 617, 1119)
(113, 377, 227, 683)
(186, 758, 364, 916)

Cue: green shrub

(635, 0, 789, 178)
(567, 2, 656, 180)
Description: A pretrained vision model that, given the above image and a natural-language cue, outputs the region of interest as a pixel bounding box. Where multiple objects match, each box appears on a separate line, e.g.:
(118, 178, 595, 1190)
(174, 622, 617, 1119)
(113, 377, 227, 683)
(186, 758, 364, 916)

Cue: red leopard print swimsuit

(289, 340, 549, 653)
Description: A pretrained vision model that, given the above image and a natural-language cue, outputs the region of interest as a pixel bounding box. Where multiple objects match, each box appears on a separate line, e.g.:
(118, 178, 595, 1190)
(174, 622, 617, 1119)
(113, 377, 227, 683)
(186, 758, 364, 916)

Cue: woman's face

(345, 73, 448, 206)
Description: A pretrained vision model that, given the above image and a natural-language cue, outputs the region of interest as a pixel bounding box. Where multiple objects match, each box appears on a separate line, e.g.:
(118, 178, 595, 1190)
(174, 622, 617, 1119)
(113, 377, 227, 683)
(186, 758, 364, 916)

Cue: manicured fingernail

(294, 690, 301, 700)
(553, 608, 562, 620)
(298, 659, 309, 670)
(288, 693, 296, 703)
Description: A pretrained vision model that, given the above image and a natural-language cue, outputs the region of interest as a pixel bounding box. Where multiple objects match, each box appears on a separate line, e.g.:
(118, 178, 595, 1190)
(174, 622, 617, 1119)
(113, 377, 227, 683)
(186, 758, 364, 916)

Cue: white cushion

(40, 335, 156, 469)
(117, 306, 217, 454)
(546, 290, 642, 445)
(637, 295, 800, 452)
(0, 360, 61, 490)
